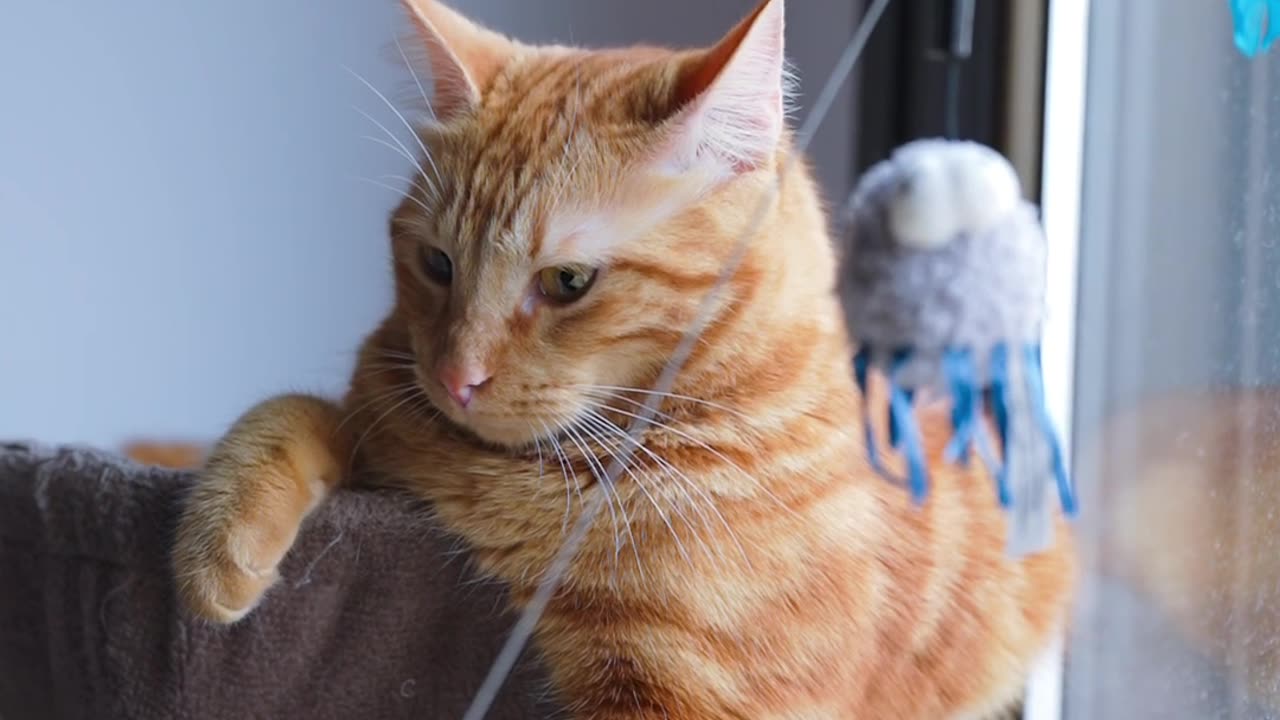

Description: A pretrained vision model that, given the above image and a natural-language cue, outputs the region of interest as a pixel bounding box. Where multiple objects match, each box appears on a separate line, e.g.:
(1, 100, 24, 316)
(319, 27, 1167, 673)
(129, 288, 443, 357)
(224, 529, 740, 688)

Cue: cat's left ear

(401, 0, 518, 121)
(659, 0, 789, 176)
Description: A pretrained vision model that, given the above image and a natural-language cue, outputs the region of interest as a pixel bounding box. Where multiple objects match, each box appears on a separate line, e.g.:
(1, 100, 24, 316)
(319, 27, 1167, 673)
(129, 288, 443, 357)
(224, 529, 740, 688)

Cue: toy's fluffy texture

(882, 140, 1021, 251)
(840, 139, 1045, 388)
(838, 139, 1072, 556)
(171, 1, 1076, 717)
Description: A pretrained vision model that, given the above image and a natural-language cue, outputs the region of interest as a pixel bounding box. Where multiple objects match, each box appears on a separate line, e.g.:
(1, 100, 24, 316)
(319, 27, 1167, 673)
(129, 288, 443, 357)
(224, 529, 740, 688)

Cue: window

(1054, 0, 1280, 717)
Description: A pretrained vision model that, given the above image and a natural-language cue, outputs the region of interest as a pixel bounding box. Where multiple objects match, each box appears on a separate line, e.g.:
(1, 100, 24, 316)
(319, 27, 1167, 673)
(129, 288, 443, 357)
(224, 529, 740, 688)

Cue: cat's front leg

(172, 393, 352, 623)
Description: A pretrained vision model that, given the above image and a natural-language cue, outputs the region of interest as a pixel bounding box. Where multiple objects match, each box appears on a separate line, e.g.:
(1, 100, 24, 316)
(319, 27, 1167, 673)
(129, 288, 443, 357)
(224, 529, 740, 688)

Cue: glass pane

(1066, 1, 1280, 718)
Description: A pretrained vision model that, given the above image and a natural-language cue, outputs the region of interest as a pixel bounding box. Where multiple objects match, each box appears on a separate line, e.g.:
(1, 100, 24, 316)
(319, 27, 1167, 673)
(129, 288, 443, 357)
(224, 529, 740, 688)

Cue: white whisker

(563, 424, 638, 582)
(360, 360, 416, 370)
(571, 423, 650, 583)
(336, 382, 422, 435)
(577, 415, 694, 569)
(359, 134, 420, 168)
(574, 384, 754, 423)
(531, 426, 546, 482)
(377, 349, 417, 361)
(394, 35, 438, 122)
(540, 419, 578, 535)
(352, 175, 433, 213)
(378, 173, 437, 203)
(581, 407, 748, 567)
(352, 108, 438, 197)
(345, 65, 443, 186)
(348, 385, 427, 466)
(586, 403, 796, 519)
(356, 363, 417, 381)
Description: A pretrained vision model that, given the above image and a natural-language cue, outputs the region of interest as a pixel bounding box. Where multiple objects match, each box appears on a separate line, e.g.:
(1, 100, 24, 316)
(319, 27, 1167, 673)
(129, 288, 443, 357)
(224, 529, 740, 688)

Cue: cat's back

(686, 384, 1075, 718)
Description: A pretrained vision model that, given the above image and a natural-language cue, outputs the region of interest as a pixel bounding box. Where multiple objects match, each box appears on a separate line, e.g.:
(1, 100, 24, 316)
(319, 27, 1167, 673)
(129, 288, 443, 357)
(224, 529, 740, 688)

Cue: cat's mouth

(411, 372, 561, 451)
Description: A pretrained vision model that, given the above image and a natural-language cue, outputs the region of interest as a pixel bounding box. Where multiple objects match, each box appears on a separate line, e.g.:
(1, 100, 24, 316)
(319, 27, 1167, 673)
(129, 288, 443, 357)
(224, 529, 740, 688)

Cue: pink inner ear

(660, 0, 787, 175)
(674, 2, 765, 106)
(400, 0, 517, 121)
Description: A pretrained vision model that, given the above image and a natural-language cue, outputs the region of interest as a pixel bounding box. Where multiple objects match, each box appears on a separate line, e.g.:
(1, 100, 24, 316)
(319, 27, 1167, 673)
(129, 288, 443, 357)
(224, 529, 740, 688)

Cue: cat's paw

(172, 466, 308, 624)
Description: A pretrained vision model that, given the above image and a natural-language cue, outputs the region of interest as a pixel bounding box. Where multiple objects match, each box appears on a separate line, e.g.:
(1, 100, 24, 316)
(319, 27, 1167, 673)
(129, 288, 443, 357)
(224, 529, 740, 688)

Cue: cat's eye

(421, 246, 453, 285)
(537, 265, 597, 303)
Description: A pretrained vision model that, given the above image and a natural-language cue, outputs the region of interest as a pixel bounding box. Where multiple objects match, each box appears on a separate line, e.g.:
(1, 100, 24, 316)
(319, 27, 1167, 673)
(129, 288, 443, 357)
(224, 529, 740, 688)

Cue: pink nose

(436, 363, 492, 408)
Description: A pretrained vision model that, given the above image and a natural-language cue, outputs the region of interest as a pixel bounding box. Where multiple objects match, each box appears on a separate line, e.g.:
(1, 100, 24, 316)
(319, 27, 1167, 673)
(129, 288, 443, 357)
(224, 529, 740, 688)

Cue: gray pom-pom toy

(838, 138, 1075, 556)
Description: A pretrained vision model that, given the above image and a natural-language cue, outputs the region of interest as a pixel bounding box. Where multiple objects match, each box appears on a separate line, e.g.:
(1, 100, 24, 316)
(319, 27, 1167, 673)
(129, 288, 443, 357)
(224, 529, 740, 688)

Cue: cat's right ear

(401, 0, 518, 121)
(654, 0, 789, 177)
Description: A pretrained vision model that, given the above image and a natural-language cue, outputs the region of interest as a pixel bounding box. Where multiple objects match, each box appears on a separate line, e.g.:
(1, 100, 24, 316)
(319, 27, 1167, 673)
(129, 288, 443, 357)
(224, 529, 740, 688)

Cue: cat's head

(380, 0, 807, 448)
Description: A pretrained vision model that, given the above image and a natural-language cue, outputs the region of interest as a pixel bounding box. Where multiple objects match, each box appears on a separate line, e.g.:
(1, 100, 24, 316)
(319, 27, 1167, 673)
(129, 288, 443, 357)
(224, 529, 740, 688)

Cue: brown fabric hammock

(0, 443, 555, 720)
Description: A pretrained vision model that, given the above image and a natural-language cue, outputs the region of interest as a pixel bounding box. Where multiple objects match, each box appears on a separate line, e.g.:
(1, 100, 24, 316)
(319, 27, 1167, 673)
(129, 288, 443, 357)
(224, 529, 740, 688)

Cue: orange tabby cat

(172, 1, 1075, 717)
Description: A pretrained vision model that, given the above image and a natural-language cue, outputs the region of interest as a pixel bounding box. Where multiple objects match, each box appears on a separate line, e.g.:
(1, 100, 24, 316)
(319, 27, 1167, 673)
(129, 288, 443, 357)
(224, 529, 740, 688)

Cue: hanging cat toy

(839, 138, 1077, 557)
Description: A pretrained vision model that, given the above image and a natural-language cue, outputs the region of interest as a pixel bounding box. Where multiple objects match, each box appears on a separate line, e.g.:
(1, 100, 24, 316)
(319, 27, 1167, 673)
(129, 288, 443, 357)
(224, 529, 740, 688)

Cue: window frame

(1024, 0, 1092, 718)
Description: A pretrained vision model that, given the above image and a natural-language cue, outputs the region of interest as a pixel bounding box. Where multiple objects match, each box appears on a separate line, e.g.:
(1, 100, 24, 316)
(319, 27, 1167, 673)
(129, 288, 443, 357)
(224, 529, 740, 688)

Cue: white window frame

(1023, 0, 1091, 718)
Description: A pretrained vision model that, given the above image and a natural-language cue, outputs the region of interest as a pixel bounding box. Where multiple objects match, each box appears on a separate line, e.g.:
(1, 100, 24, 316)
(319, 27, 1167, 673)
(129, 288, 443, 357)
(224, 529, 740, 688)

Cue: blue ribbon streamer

(1230, 0, 1280, 57)
(888, 352, 929, 504)
(1022, 344, 1078, 516)
(942, 348, 979, 465)
(854, 342, 1077, 519)
(987, 343, 1013, 508)
(853, 347, 887, 475)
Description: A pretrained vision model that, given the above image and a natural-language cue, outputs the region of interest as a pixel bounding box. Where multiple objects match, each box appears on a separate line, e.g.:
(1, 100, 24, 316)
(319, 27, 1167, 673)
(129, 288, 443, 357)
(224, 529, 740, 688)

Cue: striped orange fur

(172, 1, 1076, 717)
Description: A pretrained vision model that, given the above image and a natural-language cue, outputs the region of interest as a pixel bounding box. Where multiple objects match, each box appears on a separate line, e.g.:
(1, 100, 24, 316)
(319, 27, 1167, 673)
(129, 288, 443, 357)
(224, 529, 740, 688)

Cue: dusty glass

(1065, 2, 1280, 718)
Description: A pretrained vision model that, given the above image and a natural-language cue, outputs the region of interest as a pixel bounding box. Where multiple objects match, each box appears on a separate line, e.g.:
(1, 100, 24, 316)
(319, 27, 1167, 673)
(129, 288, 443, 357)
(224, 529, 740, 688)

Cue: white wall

(0, 0, 406, 446)
(0, 0, 856, 449)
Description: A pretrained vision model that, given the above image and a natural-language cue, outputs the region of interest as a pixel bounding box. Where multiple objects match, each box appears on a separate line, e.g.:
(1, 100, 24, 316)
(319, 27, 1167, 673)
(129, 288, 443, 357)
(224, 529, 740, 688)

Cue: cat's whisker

(572, 422, 654, 585)
(351, 106, 439, 197)
(357, 367, 415, 378)
(585, 402, 798, 521)
(567, 61, 581, 158)
(356, 363, 418, 381)
(563, 424, 639, 582)
(394, 35, 438, 122)
(549, 64, 585, 212)
(549, 152, 585, 212)
(580, 411, 720, 536)
(358, 134, 422, 171)
(525, 420, 559, 525)
(581, 415, 701, 566)
(347, 385, 428, 467)
(577, 414, 695, 569)
(344, 66, 444, 187)
(375, 348, 417, 361)
(529, 423, 546, 482)
(360, 360, 416, 370)
(579, 389, 695, 437)
(574, 384, 754, 423)
(405, 395, 441, 425)
(581, 408, 747, 568)
(560, 425, 624, 565)
(335, 382, 423, 436)
(583, 383, 833, 434)
(377, 173, 438, 204)
(352, 175, 433, 214)
(540, 419, 578, 536)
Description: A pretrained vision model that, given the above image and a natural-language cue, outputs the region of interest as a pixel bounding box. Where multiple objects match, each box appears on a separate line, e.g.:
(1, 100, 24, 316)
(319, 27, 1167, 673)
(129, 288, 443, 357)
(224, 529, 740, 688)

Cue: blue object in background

(1230, 0, 1280, 56)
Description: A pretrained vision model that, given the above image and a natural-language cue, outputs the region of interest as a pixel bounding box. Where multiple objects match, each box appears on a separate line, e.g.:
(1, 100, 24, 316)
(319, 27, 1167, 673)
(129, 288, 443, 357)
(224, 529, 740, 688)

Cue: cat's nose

(436, 363, 493, 409)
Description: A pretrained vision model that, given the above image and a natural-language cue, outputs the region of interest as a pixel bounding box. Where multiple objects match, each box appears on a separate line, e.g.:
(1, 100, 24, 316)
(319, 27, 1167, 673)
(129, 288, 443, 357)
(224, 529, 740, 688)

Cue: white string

(460, 2, 893, 717)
